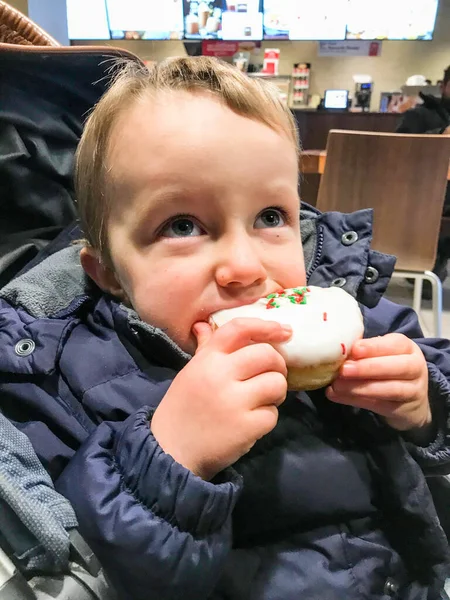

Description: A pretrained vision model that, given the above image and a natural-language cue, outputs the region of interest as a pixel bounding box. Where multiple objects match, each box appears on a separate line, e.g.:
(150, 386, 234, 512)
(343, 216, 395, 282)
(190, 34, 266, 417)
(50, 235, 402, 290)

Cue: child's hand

(326, 333, 431, 431)
(151, 318, 291, 480)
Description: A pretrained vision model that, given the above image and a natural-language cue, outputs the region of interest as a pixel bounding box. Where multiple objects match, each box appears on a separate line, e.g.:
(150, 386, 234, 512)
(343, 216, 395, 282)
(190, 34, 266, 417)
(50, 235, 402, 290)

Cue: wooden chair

(316, 129, 450, 336)
(0, 1, 59, 46)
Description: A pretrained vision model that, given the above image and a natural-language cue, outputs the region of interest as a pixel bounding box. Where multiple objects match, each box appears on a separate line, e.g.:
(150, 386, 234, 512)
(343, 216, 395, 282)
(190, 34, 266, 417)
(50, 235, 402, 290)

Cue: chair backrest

(316, 129, 450, 271)
(0, 1, 59, 46)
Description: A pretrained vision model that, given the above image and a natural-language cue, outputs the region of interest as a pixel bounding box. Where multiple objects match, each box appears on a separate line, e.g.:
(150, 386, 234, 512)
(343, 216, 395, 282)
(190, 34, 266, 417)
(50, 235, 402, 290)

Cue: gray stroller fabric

(0, 412, 77, 573)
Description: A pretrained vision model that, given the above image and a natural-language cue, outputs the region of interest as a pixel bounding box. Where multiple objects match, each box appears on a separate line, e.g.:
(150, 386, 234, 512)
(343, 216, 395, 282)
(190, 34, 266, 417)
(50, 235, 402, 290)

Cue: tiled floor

(385, 277, 450, 339)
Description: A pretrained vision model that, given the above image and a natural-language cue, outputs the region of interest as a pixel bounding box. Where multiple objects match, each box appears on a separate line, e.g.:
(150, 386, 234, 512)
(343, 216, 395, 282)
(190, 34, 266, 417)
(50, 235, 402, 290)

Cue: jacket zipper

(306, 224, 324, 280)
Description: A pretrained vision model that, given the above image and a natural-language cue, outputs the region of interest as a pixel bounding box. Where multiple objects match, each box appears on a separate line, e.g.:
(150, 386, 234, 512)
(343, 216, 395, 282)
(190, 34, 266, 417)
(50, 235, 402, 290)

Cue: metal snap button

(364, 266, 379, 284)
(341, 231, 359, 246)
(384, 577, 399, 596)
(15, 339, 36, 357)
(331, 277, 347, 288)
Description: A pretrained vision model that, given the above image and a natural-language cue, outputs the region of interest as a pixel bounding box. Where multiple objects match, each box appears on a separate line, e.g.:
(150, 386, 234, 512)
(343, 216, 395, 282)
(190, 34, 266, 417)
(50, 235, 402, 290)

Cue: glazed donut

(210, 286, 364, 391)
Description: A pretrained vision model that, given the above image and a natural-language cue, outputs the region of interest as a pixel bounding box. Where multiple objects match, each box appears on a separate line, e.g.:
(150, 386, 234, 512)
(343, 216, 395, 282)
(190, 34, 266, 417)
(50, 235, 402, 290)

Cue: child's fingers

(208, 318, 292, 354)
(243, 370, 288, 409)
(350, 333, 414, 360)
(192, 321, 214, 353)
(327, 379, 417, 404)
(326, 386, 430, 430)
(340, 355, 422, 381)
(232, 343, 287, 381)
(326, 390, 402, 419)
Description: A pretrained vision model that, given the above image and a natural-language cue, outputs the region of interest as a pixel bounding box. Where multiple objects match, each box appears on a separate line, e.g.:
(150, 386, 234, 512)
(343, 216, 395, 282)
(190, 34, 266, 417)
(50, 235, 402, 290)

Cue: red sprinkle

(341, 343, 346, 355)
(267, 298, 276, 309)
(323, 312, 327, 321)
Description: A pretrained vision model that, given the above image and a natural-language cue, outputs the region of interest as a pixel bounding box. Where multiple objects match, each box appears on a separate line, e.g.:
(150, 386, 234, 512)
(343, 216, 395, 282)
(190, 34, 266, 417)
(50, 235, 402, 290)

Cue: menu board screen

(66, 0, 110, 40)
(184, 1, 263, 40)
(264, 0, 348, 40)
(346, 0, 439, 40)
(108, 0, 184, 40)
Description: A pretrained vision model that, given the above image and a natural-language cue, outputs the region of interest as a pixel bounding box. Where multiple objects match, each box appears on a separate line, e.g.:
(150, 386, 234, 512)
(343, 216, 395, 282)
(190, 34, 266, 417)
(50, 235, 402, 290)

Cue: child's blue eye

(255, 208, 286, 229)
(161, 218, 203, 238)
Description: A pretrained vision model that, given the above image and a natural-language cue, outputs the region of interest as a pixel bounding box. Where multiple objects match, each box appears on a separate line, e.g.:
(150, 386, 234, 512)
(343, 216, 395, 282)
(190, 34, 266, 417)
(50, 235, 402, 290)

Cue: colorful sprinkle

(323, 312, 327, 321)
(265, 287, 309, 309)
(341, 343, 346, 355)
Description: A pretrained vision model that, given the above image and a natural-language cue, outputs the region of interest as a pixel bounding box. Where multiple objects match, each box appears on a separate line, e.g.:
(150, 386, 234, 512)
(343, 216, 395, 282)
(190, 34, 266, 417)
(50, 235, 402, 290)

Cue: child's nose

(215, 236, 267, 289)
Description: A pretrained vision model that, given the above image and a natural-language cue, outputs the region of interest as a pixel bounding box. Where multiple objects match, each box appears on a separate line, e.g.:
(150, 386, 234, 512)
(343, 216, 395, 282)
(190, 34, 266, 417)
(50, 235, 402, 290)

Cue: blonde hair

(75, 56, 300, 261)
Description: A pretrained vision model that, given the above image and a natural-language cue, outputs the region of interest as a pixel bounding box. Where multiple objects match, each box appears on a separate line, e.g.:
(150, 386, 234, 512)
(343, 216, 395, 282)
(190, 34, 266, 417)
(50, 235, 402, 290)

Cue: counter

(292, 110, 401, 149)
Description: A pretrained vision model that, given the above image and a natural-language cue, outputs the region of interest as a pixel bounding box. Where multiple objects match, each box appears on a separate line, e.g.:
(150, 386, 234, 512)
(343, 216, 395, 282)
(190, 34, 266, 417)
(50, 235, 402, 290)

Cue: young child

(0, 56, 450, 600)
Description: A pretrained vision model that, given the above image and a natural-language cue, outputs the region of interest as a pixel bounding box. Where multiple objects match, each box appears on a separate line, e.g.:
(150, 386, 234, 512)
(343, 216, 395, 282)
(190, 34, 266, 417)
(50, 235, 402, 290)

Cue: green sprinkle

(267, 293, 276, 299)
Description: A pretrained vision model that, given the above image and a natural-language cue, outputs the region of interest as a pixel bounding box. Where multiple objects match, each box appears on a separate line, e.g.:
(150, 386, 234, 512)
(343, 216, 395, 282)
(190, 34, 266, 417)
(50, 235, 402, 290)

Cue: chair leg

(424, 270, 443, 338)
(413, 278, 423, 316)
(390, 271, 442, 337)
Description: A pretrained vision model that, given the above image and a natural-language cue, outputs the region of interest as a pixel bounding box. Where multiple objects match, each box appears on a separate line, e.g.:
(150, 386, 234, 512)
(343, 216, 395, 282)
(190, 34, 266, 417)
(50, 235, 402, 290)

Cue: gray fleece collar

(0, 244, 88, 319)
(0, 242, 196, 362)
(121, 304, 192, 363)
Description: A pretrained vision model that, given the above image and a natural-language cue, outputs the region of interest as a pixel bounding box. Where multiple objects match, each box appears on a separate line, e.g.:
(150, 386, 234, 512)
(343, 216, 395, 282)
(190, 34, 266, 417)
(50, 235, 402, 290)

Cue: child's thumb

(192, 321, 213, 353)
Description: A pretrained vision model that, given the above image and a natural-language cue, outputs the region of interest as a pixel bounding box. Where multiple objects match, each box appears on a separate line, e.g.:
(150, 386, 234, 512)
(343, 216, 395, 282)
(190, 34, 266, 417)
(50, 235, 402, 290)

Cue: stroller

(0, 13, 450, 600)
(0, 38, 142, 599)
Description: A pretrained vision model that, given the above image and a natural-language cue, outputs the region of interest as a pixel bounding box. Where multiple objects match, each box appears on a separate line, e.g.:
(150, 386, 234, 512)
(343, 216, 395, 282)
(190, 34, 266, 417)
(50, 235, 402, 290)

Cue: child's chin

(171, 331, 196, 357)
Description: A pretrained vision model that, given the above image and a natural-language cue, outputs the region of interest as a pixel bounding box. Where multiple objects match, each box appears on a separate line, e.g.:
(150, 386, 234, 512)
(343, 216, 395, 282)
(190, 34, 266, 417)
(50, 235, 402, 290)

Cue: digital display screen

(184, 1, 263, 40)
(108, 0, 184, 40)
(324, 90, 349, 110)
(346, 0, 439, 40)
(66, 0, 110, 40)
(66, 0, 439, 42)
(264, 0, 348, 40)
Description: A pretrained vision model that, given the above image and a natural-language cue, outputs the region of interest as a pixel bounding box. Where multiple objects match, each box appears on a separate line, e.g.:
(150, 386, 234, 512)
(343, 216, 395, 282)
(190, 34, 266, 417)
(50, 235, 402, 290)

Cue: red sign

(202, 40, 239, 57)
(368, 41, 381, 57)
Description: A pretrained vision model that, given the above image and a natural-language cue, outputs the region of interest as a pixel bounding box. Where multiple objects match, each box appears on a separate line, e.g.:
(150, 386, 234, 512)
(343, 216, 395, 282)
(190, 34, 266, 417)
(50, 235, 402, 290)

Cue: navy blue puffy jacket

(0, 207, 450, 600)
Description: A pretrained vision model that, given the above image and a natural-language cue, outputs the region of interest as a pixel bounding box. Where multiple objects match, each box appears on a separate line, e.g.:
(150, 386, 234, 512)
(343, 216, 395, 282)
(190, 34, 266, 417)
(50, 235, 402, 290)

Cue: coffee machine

(354, 82, 373, 111)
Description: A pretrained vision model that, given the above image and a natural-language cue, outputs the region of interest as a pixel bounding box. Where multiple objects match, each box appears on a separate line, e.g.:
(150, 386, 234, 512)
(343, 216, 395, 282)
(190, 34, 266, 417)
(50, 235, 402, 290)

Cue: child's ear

(80, 246, 126, 300)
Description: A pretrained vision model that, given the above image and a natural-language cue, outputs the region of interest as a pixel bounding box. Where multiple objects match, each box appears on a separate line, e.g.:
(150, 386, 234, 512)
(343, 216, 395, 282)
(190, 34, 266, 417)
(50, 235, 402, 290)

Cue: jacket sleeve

(363, 298, 450, 475)
(56, 407, 242, 600)
(396, 108, 446, 135)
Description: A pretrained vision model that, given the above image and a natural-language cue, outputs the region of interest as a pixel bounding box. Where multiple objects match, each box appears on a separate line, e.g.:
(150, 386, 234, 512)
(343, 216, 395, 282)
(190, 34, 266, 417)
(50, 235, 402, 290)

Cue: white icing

(210, 286, 364, 368)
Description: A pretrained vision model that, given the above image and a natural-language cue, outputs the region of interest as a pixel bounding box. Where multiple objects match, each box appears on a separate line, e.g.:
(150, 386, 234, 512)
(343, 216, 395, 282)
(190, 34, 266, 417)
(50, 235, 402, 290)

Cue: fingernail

(281, 324, 293, 334)
(341, 362, 357, 377)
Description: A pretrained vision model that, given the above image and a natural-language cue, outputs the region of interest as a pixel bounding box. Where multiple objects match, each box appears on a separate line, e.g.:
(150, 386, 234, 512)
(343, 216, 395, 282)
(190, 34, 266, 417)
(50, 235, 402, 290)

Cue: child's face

(101, 92, 305, 354)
